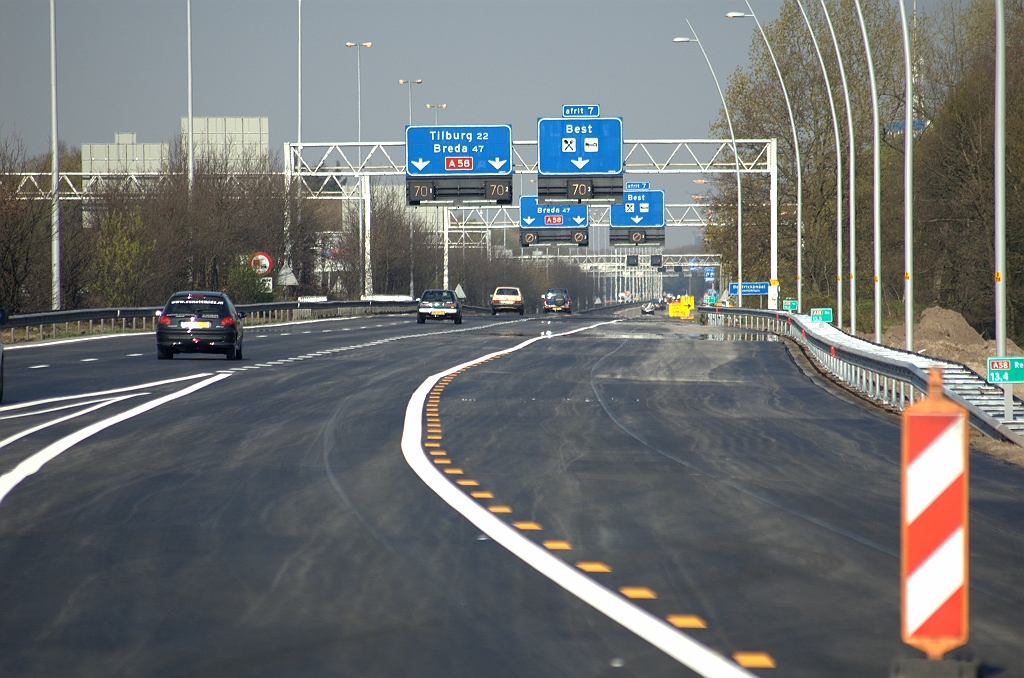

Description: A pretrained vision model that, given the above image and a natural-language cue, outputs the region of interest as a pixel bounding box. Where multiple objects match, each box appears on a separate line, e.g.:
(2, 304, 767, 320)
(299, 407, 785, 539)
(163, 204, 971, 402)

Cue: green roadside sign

(987, 357, 1024, 383)
(810, 307, 833, 323)
(783, 298, 798, 311)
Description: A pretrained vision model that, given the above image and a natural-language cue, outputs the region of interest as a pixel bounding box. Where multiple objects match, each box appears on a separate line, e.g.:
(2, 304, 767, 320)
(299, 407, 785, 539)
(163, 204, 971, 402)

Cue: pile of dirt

(883, 306, 1021, 388)
(882, 306, 1024, 466)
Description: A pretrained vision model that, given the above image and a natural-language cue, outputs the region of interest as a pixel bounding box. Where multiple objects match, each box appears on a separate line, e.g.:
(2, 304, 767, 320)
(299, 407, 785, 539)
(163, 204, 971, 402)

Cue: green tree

(91, 209, 154, 307)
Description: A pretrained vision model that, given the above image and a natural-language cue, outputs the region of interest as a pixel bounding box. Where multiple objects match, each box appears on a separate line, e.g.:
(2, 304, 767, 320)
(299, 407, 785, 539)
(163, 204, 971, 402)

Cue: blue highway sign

(729, 282, 770, 296)
(610, 189, 665, 227)
(704, 268, 716, 281)
(563, 104, 600, 117)
(625, 181, 650, 190)
(519, 196, 588, 228)
(406, 125, 512, 177)
(538, 117, 623, 175)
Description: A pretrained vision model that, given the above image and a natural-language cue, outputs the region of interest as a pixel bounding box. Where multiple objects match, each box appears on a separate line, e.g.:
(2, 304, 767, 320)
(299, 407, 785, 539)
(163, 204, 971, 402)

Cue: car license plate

(181, 321, 211, 329)
(431, 311, 446, 317)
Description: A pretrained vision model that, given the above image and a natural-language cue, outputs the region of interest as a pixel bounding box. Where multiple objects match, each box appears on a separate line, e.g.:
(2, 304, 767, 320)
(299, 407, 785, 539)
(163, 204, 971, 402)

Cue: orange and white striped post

(901, 367, 969, 660)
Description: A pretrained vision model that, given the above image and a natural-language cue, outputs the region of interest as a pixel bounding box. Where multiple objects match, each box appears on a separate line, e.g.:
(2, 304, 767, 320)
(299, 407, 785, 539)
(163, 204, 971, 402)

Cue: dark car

(542, 288, 572, 314)
(156, 291, 245, 359)
(417, 289, 462, 324)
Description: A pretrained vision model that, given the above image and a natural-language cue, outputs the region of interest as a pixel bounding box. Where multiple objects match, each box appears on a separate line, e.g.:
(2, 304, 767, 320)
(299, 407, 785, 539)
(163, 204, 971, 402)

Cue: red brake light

(158, 315, 171, 325)
(220, 316, 235, 326)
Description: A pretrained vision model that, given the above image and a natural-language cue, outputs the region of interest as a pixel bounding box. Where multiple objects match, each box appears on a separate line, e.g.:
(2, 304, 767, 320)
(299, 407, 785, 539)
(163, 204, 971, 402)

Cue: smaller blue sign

(729, 282, 770, 296)
(519, 196, 588, 228)
(563, 104, 600, 117)
(704, 268, 715, 281)
(610, 189, 665, 228)
(625, 182, 650, 190)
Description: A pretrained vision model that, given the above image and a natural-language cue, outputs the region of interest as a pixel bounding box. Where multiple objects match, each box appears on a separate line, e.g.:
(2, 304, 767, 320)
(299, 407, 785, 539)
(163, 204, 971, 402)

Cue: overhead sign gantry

(405, 124, 513, 205)
(609, 183, 665, 246)
(537, 105, 623, 205)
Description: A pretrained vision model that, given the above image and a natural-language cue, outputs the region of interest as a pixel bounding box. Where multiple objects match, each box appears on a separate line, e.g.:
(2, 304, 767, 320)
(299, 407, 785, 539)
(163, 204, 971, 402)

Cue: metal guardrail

(700, 306, 1024, 446)
(0, 299, 416, 344)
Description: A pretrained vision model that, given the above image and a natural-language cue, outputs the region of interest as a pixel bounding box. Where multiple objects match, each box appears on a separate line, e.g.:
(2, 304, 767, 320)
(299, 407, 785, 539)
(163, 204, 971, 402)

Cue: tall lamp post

(399, 79, 423, 298)
(345, 41, 372, 298)
(425, 103, 447, 124)
(851, 0, 884, 343)
(818, 0, 858, 334)
(49, 0, 61, 310)
(896, 0, 914, 350)
(674, 22, 745, 308)
(727, 3, 802, 312)
(995, 0, 1009, 418)
(795, 0, 844, 327)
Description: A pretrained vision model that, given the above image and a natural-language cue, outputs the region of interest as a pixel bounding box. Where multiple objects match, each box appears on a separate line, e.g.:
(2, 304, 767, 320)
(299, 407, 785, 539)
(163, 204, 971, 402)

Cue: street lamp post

(398, 79, 422, 127)
(995, 0, 1009, 418)
(818, 0, 857, 335)
(425, 103, 447, 124)
(851, 0, 884, 343)
(345, 41, 372, 298)
(897, 0, 914, 351)
(674, 23, 744, 308)
(795, 0, 844, 327)
(49, 0, 61, 310)
(399, 79, 423, 298)
(727, 3, 802, 312)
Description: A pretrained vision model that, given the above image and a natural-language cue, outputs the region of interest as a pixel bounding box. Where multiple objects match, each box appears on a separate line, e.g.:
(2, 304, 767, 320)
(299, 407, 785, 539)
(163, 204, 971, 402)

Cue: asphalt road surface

(1, 312, 1020, 677)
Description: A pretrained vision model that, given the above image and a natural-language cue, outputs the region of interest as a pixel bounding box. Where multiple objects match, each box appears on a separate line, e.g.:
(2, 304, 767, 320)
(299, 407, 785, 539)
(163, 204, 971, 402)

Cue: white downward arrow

(488, 158, 507, 170)
(411, 158, 430, 170)
(522, 217, 535, 225)
(570, 157, 590, 169)
(631, 216, 643, 224)
(573, 216, 586, 225)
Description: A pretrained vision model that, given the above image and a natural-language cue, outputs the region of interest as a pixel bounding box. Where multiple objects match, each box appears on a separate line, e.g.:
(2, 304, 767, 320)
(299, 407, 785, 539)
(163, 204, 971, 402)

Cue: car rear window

(496, 288, 519, 296)
(165, 295, 227, 316)
(421, 290, 455, 303)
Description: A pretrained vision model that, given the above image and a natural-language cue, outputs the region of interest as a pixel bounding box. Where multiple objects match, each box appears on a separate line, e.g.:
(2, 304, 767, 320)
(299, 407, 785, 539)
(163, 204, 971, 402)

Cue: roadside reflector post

(897, 367, 977, 676)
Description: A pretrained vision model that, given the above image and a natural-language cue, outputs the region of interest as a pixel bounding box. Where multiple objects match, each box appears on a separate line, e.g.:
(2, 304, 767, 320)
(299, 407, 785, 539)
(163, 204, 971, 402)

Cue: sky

(1, 0, 941, 246)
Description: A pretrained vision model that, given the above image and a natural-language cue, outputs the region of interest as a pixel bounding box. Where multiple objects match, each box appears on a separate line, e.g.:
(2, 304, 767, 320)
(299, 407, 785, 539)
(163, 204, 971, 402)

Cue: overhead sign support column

(537, 105, 623, 205)
(405, 124, 513, 205)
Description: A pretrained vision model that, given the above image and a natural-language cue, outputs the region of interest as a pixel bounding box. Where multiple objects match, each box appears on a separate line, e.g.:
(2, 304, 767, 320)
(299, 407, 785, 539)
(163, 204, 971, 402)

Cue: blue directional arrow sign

(405, 124, 512, 177)
(610, 189, 665, 227)
(537, 117, 623, 175)
(519, 196, 588, 228)
(704, 268, 716, 281)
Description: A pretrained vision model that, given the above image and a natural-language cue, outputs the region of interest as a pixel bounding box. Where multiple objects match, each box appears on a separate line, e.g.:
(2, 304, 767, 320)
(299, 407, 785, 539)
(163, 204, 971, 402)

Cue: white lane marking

(322, 329, 332, 333)
(255, 335, 268, 338)
(280, 333, 292, 336)
(0, 374, 230, 507)
(0, 395, 145, 449)
(3, 331, 156, 351)
(80, 358, 98, 362)
(399, 321, 753, 678)
(28, 365, 49, 369)
(1, 396, 143, 421)
(0, 374, 215, 413)
(127, 353, 143, 357)
(302, 331, 312, 334)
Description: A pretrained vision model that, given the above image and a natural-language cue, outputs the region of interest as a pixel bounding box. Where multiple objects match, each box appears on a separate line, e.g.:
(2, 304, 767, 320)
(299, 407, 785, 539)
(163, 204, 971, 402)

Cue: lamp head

(672, 37, 693, 43)
(726, 11, 748, 18)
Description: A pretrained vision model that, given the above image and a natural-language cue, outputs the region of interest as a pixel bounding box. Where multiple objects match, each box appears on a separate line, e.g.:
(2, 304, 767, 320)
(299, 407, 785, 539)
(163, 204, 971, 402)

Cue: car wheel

(566, 307, 572, 314)
(417, 314, 426, 324)
(454, 314, 462, 325)
(234, 340, 243, 360)
(492, 309, 497, 315)
(519, 308, 524, 315)
(157, 345, 172, 360)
